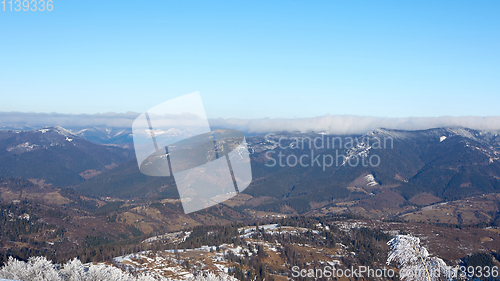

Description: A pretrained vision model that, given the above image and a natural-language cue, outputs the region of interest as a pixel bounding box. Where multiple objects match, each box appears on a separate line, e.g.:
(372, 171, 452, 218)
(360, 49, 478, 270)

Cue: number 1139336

(2, 0, 53, 11)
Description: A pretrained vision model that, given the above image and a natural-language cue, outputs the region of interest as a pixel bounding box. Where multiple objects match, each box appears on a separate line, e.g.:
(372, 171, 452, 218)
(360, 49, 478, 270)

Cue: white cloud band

(2, 112, 500, 135)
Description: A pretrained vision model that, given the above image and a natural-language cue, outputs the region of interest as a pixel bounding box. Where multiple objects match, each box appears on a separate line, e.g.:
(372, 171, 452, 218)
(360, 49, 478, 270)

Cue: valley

(2, 126, 500, 279)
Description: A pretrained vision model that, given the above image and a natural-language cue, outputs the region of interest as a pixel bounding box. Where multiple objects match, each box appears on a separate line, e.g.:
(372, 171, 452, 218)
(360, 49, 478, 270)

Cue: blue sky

(1, 0, 499, 119)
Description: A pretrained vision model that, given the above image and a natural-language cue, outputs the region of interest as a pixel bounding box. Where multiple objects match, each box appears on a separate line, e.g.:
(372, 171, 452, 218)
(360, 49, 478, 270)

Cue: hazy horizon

(2, 111, 500, 135)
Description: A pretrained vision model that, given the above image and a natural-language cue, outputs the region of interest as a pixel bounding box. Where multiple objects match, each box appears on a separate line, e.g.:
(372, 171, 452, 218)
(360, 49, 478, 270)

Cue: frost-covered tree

(87, 263, 128, 281)
(60, 258, 87, 281)
(0, 256, 60, 281)
(0, 256, 152, 281)
(0, 256, 234, 281)
(387, 234, 457, 281)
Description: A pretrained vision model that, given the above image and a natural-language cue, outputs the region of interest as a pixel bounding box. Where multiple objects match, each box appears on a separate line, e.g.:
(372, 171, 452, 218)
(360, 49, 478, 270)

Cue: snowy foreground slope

(112, 225, 285, 280)
(0, 221, 460, 281)
(0, 224, 318, 281)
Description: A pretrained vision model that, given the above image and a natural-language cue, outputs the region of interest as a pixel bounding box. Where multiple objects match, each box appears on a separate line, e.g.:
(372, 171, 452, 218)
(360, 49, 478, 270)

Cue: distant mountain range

(66, 127, 133, 147)
(1, 124, 134, 147)
(2, 125, 500, 217)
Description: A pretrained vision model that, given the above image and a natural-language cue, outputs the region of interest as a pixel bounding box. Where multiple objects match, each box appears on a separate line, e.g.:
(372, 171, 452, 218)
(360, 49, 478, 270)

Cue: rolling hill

(0, 127, 134, 186)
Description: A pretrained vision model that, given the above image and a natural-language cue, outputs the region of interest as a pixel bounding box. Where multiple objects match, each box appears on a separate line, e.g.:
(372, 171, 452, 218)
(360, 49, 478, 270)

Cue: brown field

(402, 194, 500, 225)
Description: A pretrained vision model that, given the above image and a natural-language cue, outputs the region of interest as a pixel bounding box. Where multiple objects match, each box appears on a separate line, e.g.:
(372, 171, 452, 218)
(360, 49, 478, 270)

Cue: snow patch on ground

(364, 174, 379, 186)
